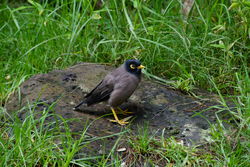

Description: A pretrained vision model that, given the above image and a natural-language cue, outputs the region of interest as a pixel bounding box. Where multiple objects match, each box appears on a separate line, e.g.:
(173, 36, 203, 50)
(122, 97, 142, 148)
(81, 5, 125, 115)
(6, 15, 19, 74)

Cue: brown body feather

(85, 64, 140, 107)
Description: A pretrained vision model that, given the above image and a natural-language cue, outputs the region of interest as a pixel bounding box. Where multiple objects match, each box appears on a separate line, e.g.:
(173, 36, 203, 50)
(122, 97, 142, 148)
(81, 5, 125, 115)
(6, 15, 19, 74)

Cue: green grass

(0, 0, 249, 166)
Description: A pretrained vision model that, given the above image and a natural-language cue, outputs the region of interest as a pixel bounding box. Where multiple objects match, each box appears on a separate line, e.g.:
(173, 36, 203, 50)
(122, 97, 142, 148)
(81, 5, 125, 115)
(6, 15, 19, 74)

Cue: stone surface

(6, 63, 231, 155)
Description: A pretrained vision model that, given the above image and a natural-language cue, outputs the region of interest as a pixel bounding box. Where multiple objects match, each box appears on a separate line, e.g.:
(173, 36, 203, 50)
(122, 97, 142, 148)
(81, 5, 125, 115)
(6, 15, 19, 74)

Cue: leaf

(210, 44, 225, 49)
(92, 13, 102, 20)
(243, 1, 250, 8)
(132, 0, 139, 9)
(12, 6, 33, 12)
(210, 40, 226, 49)
(28, 0, 44, 15)
(229, 2, 240, 10)
(9, 10, 20, 30)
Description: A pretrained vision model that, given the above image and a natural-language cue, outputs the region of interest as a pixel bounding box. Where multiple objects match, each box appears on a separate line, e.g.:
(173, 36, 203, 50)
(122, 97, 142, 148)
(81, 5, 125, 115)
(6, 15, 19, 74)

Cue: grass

(0, 0, 249, 166)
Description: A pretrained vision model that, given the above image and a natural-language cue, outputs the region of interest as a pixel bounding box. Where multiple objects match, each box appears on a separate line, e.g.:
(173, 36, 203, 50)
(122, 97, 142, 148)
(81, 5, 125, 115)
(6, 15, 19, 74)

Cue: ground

(6, 63, 234, 157)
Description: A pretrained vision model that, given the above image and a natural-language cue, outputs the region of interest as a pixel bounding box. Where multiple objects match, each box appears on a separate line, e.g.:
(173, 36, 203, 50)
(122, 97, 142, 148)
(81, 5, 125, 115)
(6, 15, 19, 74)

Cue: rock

(6, 63, 231, 155)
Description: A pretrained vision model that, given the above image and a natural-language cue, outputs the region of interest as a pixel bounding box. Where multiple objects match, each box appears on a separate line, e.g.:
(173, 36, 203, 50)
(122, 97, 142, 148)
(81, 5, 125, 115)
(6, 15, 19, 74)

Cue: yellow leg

(117, 107, 134, 115)
(110, 107, 130, 125)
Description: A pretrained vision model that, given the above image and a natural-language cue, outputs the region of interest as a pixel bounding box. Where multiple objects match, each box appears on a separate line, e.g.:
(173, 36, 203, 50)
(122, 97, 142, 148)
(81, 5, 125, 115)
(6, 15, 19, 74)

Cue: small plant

(0, 102, 89, 166)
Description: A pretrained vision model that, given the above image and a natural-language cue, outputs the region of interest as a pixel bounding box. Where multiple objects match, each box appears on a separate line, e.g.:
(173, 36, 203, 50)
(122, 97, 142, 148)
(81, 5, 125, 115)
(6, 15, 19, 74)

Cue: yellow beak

(137, 65, 145, 69)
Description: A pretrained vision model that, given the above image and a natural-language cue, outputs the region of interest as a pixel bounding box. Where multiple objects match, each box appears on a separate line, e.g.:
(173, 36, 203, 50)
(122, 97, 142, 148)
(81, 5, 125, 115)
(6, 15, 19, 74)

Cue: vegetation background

(0, 0, 249, 166)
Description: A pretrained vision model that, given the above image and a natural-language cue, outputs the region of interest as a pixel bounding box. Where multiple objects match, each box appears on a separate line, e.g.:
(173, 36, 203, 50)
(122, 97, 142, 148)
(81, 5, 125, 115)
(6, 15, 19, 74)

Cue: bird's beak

(137, 65, 145, 69)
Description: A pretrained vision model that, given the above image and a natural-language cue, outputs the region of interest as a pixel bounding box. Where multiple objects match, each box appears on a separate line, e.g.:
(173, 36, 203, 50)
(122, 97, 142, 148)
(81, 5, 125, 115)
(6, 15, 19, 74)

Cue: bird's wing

(85, 75, 114, 106)
(108, 73, 140, 107)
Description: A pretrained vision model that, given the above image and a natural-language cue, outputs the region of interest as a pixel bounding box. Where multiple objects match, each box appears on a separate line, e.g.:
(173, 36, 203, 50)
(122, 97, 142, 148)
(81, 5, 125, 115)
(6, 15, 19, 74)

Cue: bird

(74, 59, 145, 125)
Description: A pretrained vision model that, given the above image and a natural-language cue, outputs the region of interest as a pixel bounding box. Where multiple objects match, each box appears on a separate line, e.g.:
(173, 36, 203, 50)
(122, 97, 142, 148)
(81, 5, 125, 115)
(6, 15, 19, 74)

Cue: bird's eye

(130, 64, 136, 69)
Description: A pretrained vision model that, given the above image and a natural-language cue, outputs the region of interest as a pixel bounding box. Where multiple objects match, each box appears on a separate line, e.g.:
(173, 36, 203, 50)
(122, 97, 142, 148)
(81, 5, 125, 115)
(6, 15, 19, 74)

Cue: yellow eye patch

(130, 64, 136, 69)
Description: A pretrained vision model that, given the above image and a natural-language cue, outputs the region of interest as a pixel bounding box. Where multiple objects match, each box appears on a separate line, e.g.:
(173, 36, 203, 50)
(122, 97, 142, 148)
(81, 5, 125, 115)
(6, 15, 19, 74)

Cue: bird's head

(124, 59, 145, 76)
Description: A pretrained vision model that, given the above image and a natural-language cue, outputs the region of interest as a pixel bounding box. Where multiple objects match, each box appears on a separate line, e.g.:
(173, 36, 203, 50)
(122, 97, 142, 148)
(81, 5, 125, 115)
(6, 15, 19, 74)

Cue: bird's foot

(109, 116, 133, 125)
(117, 107, 133, 115)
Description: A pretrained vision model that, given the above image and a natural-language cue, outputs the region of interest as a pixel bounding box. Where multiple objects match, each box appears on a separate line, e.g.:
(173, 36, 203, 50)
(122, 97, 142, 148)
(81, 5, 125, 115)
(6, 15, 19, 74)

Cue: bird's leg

(109, 107, 129, 125)
(117, 107, 134, 115)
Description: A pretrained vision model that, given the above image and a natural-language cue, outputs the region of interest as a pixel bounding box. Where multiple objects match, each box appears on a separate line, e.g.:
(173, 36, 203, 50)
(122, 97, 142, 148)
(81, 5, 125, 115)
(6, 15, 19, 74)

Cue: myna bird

(74, 59, 145, 125)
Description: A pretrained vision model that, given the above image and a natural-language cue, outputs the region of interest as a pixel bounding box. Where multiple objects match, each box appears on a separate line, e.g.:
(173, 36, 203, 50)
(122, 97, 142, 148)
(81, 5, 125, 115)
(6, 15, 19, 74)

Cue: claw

(109, 119, 129, 125)
(109, 116, 133, 125)
(117, 107, 134, 115)
(121, 116, 133, 122)
(110, 107, 132, 125)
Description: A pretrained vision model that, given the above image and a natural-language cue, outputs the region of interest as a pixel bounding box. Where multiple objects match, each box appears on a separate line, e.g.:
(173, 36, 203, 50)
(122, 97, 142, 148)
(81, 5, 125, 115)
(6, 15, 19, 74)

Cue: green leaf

(229, 2, 240, 9)
(92, 13, 102, 20)
(210, 44, 225, 49)
(28, 0, 44, 15)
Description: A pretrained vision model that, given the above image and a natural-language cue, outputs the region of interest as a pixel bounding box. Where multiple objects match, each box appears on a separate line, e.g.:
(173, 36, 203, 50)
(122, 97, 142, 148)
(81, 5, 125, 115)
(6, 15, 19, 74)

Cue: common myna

(74, 59, 145, 125)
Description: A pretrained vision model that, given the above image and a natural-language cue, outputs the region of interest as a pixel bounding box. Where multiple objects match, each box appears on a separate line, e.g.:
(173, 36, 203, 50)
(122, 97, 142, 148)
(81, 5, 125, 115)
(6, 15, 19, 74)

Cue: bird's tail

(73, 100, 87, 110)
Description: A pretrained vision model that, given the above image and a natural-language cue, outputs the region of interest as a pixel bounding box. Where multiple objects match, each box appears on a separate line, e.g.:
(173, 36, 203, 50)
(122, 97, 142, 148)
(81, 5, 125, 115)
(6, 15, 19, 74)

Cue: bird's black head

(124, 59, 145, 77)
